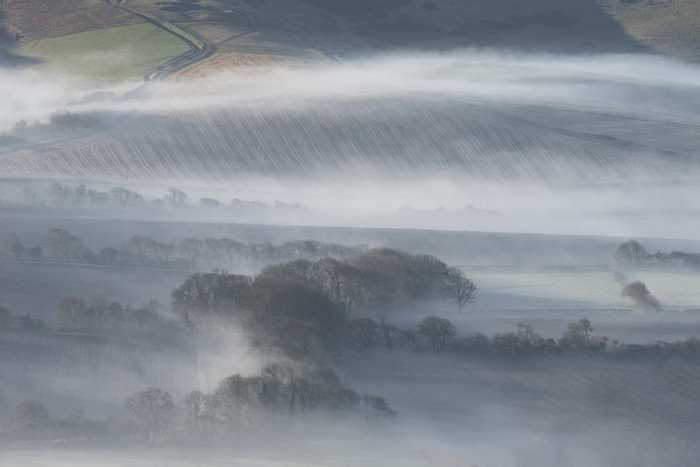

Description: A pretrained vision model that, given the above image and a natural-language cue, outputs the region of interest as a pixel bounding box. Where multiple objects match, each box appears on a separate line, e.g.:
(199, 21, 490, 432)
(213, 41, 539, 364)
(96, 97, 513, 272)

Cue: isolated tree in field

(125, 387, 174, 441)
(440, 266, 476, 312)
(614, 240, 649, 267)
(417, 315, 456, 352)
(622, 280, 662, 312)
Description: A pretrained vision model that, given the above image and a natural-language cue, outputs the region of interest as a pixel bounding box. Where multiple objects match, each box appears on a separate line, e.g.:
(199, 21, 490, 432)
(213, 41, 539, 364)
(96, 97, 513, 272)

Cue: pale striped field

(1, 99, 694, 186)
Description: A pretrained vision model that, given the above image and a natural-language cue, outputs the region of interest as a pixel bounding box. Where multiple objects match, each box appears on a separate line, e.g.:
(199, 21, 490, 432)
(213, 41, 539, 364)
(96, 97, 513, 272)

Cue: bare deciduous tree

(614, 239, 649, 267)
(559, 318, 607, 353)
(417, 315, 456, 352)
(125, 387, 174, 441)
(180, 237, 203, 269)
(345, 317, 379, 354)
(440, 266, 477, 312)
(43, 228, 84, 261)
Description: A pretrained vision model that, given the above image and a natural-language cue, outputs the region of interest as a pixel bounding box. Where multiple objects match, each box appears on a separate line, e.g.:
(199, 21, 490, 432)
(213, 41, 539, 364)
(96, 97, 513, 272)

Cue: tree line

(353, 315, 700, 358)
(167, 250, 474, 360)
(2, 364, 396, 445)
(5, 182, 305, 213)
(2, 229, 370, 269)
(614, 239, 700, 270)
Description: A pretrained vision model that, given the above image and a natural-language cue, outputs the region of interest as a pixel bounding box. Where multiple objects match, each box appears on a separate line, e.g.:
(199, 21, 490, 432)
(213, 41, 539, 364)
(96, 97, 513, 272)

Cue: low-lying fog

(3, 49, 700, 466)
(2, 50, 700, 238)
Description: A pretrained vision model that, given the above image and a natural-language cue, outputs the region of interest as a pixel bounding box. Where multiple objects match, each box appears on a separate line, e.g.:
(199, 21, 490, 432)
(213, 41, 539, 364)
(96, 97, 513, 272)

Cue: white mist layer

(2, 50, 700, 239)
(2, 50, 700, 128)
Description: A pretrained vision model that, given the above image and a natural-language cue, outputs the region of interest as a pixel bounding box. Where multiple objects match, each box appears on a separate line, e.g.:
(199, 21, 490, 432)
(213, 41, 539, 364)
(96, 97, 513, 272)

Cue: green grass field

(16, 23, 190, 82)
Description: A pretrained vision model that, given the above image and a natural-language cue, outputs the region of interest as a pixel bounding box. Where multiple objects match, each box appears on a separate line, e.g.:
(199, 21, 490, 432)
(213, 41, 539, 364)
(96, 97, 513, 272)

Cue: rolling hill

(0, 0, 699, 190)
(1, 98, 698, 186)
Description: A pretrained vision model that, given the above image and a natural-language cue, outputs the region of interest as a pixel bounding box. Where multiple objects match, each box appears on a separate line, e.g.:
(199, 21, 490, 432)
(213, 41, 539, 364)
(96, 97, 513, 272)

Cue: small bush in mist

(622, 280, 662, 312)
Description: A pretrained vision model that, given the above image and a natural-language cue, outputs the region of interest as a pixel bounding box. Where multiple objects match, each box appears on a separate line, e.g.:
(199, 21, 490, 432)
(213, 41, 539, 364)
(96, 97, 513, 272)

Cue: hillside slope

(1, 99, 697, 185)
(2, 0, 700, 65)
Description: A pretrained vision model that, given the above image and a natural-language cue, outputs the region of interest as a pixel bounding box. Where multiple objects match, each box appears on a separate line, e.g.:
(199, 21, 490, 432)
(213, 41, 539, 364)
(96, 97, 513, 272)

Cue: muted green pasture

(17, 23, 190, 82)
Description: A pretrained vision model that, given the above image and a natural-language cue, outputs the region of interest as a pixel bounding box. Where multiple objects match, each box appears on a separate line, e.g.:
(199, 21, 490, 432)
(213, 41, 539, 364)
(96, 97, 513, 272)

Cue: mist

(2, 50, 700, 239)
(3, 43, 700, 466)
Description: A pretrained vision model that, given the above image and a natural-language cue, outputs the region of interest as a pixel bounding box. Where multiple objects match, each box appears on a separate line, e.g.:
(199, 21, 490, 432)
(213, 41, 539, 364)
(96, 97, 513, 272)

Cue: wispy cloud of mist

(3, 49, 700, 126)
(136, 51, 700, 120)
(2, 50, 700, 239)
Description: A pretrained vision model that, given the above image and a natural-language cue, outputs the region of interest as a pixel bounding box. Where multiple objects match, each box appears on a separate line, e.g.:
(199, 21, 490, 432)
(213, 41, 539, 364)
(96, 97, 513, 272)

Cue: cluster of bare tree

(2, 365, 396, 445)
(54, 296, 164, 331)
(345, 315, 700, 358)
(2, 229, 367, 269)
(8, 182, 306, 214)
(615, 239, 700, 270)
(169, 249, 473, 360)
(15, 183, 146, 208)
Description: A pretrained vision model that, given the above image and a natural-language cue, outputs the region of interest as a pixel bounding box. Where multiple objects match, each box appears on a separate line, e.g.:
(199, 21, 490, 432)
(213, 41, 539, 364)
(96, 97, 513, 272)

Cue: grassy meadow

(16, 23, 190, 82)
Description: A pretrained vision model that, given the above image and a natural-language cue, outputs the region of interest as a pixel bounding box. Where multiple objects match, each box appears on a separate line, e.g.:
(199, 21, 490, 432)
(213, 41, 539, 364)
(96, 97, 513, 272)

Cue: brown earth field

(3, 0, 700, 62)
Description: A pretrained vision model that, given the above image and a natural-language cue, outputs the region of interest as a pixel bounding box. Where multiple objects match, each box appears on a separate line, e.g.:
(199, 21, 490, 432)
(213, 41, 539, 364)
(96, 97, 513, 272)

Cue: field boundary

(114, 4, 215, 80)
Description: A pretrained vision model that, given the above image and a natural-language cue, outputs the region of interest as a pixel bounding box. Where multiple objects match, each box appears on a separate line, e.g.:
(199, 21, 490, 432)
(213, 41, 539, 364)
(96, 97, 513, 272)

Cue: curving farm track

(114, 0, 265, 80)
(112, 2, 216, 80)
